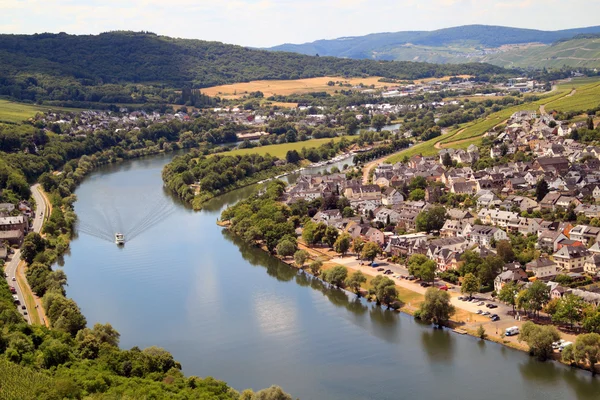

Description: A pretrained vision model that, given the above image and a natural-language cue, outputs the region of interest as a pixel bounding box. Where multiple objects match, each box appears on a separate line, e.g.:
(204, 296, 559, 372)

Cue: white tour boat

(115, 232, 125, 245)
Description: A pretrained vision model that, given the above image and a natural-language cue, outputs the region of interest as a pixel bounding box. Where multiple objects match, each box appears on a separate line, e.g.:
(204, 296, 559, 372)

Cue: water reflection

(421, 328, 455, 364)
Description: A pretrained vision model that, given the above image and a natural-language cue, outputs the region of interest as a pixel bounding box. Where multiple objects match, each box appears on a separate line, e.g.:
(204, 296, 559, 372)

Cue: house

(0, 230, 24, 246)
(396, 210, 420, 232)
(313, 209, 342, 223)
(478, 209, 520, 228)
(553, 246, 589, 272)
(450, 181, 477, 195)
(381, 188, 404, 206)
(365, 227, 385, 245)
(568, 225, 600, 244)
(537, 230, 568, 252)
(374, 208, 402, 225)
(463, 224, 508, 247)
(540, 192, 562, 210)
(440, 219, 469, 238)
(0, 215, 28, 233)
(584, 253, 600, 275)
(494, 267, 528, 293)
(533, 156, 569, 174)
(526, 257, 559, 280)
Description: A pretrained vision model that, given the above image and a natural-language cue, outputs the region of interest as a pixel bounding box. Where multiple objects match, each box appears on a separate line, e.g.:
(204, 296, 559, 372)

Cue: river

(59, 151, 600, 400)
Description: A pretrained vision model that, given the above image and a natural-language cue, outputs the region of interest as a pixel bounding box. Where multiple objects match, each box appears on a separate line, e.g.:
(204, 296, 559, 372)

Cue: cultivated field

(0, 99, 78, 123)
(201, 76, 390, 99)
(547, 80, 600, 113)
(211, 137, 348, 159)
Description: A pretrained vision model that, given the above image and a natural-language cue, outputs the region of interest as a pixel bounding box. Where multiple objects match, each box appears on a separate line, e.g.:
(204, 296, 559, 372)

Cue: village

(281, 109, 600, 345)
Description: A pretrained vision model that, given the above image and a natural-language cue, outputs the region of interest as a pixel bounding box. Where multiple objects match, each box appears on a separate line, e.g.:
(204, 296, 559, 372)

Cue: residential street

(3, 184, 48, 325)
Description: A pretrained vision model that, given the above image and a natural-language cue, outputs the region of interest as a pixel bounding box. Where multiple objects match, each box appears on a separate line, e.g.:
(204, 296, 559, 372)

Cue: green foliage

(461, 273, 480, 297)
(419, 287, 456, 326)
(519, 321, 560, 361)
(498, 281, 519, 311)
(415, 206, 447, 232)
(369, 275, 398, 306)
(360, 241, 380, 261)
(552, 293, 585, 328)
(477, 324, 487, 340)
(563, 333, 600, 373)
(322, 265, 348, 287)
(293, 250, 309, 268)
(276, 239, 296, 258)
(309, 260, 323, 276)
(333, 233, 352, 255)
(345, 271, 367, 294)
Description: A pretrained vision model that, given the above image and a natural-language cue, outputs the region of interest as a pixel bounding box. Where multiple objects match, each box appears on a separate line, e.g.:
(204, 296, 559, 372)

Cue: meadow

(0, 99, 78, 124)
(211, 137, 349, 159)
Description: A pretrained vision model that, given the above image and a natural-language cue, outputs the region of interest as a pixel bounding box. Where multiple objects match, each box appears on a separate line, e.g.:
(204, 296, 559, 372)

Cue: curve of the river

(58, 151, 600, 400)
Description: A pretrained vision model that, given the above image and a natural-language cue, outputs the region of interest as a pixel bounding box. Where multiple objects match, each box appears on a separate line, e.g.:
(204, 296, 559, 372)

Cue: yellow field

(202, 76, 390, 99)
(418, 74, 472, 83)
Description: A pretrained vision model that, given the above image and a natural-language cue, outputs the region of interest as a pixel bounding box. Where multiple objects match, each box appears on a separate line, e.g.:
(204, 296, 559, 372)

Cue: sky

(1, 0, 600, 47)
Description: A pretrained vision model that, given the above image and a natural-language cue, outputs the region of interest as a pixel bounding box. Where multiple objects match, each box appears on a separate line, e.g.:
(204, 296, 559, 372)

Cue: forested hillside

(267, 24, 600, 66)
(0, 31, 505, 105)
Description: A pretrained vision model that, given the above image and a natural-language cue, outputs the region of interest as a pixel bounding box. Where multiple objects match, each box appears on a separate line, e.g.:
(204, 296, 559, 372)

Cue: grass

(212, 137, 349, 159)
(16, 261, 41, 325)
(547, 80, 600, 113)
(0, 99, 79, 124)
(385, 88, 576, 163)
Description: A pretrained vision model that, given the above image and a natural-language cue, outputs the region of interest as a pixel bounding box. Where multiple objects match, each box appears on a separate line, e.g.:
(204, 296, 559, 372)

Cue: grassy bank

(212, 137, 350, 159)
(0, 99, 79, 124)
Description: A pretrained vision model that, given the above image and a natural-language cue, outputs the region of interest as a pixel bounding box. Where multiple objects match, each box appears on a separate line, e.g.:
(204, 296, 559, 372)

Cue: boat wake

(76, 198, 176, 244)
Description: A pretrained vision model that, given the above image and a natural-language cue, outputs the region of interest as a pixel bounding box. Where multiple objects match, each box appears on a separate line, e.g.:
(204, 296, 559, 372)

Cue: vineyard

(546, 81, 600, 113)
(0, 358, 53, 399)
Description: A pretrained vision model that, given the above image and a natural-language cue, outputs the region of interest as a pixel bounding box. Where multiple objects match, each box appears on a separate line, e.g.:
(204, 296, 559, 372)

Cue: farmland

(201, 75, 471, 99)
(546, 80, 600, 113)
(0, 99, 78, 124)
(211, 137, 349, 159)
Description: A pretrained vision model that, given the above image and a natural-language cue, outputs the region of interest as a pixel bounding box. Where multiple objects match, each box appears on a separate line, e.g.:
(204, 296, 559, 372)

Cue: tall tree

(419, 288, 456, 326)
(498, 281, 519, 313)
(361, 242, 380, 262)
(345, 271, 367, 295)
(442, 152, 453, 168)
(552, 293, 585, 329)
(519, 321, 560, 361)
(535, 179, 549, 202)
(293, 250, 309, 268)
(562, 333, 600, 374)
(461, 273, 480, 299)
(333, 233, 351, 256)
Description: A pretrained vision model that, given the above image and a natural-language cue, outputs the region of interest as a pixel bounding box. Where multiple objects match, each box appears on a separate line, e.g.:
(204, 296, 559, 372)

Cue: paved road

(3, 184, 47, 324)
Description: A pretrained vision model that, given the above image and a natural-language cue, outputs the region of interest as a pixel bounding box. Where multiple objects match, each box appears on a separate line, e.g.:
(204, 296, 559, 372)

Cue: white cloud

(0, 0, 598, 47)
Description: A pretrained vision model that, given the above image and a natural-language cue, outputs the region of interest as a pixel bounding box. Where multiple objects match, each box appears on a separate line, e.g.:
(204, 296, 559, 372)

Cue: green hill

(268, 24, 600, 61)
(0, 31, 505, 105)
(481, 36, 600, 69)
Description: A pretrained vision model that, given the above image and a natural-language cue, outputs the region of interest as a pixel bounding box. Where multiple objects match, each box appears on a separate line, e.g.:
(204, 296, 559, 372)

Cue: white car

(11, 277, 16, 281)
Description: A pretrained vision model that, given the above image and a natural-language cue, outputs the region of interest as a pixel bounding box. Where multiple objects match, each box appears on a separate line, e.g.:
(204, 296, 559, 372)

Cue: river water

(59, 152, 600, 400)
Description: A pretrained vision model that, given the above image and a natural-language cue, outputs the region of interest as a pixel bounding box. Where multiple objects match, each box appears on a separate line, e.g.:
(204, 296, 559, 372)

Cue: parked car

(407, 275, 416, 281)
(9, 287, 16, 294)
(458, 296, 464, 300)
(478, 301, 485, 306)
(482, 311, 490, 316)
(371, 263, 379, 267)
(488, 304, 498, 309)
(439, 286, 448, 291)
(11, 277, 16, 281)
(384, 270, 393, 275)
(377, 267, 385, 272)
(476, 310, 483, 314)
(420, 282, 430, 287)
(490, 314, 499, 319)
(491, 315, 500, 321)
(20, 305, 26, 310)
(505, 326, 519, 336)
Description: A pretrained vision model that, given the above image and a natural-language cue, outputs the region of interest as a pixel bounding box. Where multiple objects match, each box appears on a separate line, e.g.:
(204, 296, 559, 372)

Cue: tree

(352, 237, 365, 255)
(461, 273, 480, 299)
(419, 288, 455, 326)
(345, 271, 367, 294)
(360, 241, 380, 262)
(309, 260, 323, 276)
(252, 385, 293, 400)
(371, 114, 387, 132)
(323, 265, 348, 287)
(333, 233, 351, 256)
(407, 254, 429, 277)
(477, 325, 487, 340)
(409, 188, 425, 201)
(20, 232, 46, 265)
(415, 206, 447, 233)
(552, 293, 585, 329)
(293, 250, 309, 268)
(498, 281, 519, 312)
(419, 260, 436, 284)
(527, 280, 551, 319)
(302, 222, 317, 246)
(569, 333, 600, 374)
(285, 150, 301, 164)
(342, 206, 355, 218)
(535, 179, 549, 202)
(442, 152, 453, 168)
(324, 226, 339, 247)
(370, 275, 397, 306)
(583, 310, 600, 334)
(276, 239, 296, 258)
(518, 321, 560, 361)
(496, 240, 515, 263)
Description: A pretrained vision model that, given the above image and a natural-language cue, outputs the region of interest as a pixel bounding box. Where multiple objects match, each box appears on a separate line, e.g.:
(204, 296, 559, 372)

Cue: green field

(385, 87, 580, 163)
(546, 80, 600, 113)
(212, 137, 349, 159)
(0, 99, 79, 123)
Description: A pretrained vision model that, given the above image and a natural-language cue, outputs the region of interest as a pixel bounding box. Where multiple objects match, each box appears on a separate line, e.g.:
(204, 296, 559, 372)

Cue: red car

(439, 285, 448, 291)
(9, 287, 16, 294)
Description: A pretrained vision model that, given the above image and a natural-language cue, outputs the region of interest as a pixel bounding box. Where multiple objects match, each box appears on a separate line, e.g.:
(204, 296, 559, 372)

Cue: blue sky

(1, 0, 599, 47)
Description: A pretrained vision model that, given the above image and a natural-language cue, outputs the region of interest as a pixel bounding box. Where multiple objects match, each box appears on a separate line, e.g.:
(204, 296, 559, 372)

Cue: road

(3, 184, 47, 325)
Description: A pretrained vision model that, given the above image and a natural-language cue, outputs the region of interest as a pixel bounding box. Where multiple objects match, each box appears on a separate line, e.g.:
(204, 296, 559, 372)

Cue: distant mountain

(481, 34, 600, 69)
(267, 24, 600, 66)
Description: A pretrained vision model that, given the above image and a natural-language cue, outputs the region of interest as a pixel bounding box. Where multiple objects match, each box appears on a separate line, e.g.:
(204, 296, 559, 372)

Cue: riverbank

(216, 221, 595, 371)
